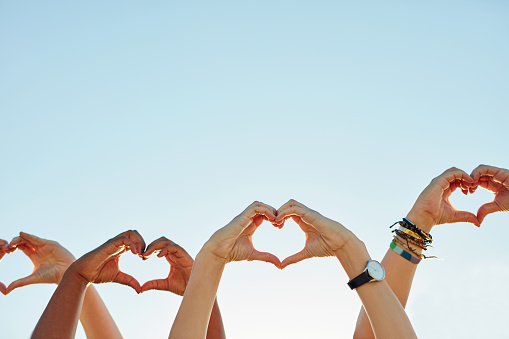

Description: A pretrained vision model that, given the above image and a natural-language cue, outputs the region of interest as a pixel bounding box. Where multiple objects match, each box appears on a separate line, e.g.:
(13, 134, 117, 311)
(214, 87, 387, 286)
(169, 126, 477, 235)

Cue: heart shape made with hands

(119, 252, 172, 289)
(448, 186, 496, 218)
(0, 250, 34, 295)
(252, 219, 306, 262)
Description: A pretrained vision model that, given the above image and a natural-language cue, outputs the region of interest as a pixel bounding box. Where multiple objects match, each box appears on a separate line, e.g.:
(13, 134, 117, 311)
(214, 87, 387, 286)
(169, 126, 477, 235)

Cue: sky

(1, 1, 508, 338)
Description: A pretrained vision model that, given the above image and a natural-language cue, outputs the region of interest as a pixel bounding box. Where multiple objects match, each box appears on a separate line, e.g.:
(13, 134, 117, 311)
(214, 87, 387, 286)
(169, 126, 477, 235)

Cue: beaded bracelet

(390, 241, 422, 264)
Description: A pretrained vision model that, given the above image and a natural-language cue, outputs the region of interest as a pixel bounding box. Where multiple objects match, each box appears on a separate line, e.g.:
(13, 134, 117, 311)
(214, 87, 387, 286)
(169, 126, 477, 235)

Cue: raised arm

(31, 230, 144, 339)
(169, 201, 281, 339)
(353, 167, 480, 339)
(275, 199, 417, 339)
(141, 237, 226, 339)
(6, 232, 124, 339)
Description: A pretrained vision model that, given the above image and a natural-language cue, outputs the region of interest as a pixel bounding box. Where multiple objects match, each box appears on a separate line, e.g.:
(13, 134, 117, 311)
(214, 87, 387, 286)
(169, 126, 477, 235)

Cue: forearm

(32, 266, 88, 339)
(169, 251, 225, 339)
(337, 237, 417, 339)
(206, 298, 226, 339)
(80, 285, 123, 339)
(354, 213, 428, 339)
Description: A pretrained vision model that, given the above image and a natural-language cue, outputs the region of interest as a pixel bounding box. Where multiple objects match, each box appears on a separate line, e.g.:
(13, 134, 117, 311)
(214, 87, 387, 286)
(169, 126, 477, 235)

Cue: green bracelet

(390, 241, 422, 264)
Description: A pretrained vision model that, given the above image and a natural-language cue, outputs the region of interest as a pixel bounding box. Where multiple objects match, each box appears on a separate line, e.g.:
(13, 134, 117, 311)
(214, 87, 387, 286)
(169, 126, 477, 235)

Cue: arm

(169, 201, 281, 339)
(275, 199, 417, 339)
(6, 232, 125, 339)
(353, 167, 480, 339)
(32, 230, 145, 339)
(140, 237, 226, 339)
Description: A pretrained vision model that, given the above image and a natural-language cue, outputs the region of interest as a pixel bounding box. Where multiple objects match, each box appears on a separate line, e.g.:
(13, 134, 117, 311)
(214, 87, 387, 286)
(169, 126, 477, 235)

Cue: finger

(141, 279, 169, 293)
(158, 244, 183, 258)
(281, 250, 311, 269)
(277, 199, 308, 214)
(452, 210, 480, 227)
(436, 168, 475, 192)
(114, 271, 142, 294)
(471, 164, 497, 182)
(477, 201, 502, 224)
(275, 206, 318, 226)
(5, 274, 39, 294)
(250, 250, 281, 269)
(108, 236, 140, 255)
(144, 237, 175, 257)
(244, 202, 277, 221)
(19, 232, 45, 246)
(8, 236, 26, 250)
(0, 282, 6, 295)
(132, 230, 146, 255)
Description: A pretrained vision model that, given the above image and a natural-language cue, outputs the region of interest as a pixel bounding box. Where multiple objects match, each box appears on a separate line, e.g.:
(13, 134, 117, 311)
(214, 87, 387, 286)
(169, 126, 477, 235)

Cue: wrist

(334, 237, 371, 280)
(405, 210, 435, 233)
(196, 247, 228, 271)
(62, 263, 90, 288)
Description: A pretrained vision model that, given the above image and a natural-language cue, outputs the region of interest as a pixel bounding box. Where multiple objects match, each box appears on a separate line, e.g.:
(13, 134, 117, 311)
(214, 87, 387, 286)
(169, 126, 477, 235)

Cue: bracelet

(390, 241, 422, 264)
(393, 236, 441, 260)
(393, 229, 427, 249)
(402, 218, 433, 242)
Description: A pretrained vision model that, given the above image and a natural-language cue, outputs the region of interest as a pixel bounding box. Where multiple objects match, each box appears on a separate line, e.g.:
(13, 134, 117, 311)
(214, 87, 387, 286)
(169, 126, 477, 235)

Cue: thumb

(141, 279, 169, 293)
(250, 250, 281, 269)
(477, 202, 501, 224)
(453, 210, 481, 227)
(6, 274, 40, 294)
(114, 271, 142, 294)
(0, 282, 6, 295)
(281, 250, 310, 269)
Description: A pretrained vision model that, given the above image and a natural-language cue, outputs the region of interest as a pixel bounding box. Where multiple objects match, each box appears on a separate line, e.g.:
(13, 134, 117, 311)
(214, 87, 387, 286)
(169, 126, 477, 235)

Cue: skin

(0, 239, 13, 295)
(141, 237, 226, 339)
(32, 230, 144, 339)
(471, 164, 509, 223)
(5, 232, 123, 339)
(169, 201, 417, 339)
(353, 167, 484, 339)
(169, 201, 281, 339)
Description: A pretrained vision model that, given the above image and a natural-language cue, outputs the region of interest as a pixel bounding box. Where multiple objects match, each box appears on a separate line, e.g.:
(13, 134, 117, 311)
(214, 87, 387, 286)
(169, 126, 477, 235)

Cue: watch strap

(347, 270, 372, 290)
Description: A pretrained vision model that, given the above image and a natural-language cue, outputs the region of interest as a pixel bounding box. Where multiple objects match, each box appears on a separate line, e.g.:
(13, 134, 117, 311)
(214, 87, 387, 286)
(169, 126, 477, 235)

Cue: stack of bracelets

(389, 218, 439, 264)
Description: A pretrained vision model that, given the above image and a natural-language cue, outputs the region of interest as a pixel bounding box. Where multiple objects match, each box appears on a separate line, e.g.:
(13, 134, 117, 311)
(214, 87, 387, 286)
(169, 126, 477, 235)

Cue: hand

(201, 201, 281, 268)
(70, 230, 146, 293)
(406, 167, 480, 232)
(274, 199, 359, 269)
(140, 237, 194, 296)
(4, 232, 76, 295)
(0, 239, 12, 295)
(471, 165, 509, 223)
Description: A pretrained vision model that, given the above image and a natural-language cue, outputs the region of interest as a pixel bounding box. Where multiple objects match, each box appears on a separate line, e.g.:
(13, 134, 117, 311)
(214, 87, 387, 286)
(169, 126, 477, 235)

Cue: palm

(228, 223, 259, 262)
(87, 254, 125, 284)
(298, 220, 334, 258)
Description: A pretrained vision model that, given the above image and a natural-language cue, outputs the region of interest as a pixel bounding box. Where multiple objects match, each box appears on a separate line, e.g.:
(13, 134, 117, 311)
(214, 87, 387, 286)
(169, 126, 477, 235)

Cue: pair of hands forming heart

(406, 165, 509, 233)
(0, 232, 194, 296)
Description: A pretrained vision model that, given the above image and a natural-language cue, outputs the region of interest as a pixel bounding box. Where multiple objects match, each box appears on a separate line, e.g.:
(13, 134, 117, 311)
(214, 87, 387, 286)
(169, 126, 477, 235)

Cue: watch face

(367, 260, 385, 280)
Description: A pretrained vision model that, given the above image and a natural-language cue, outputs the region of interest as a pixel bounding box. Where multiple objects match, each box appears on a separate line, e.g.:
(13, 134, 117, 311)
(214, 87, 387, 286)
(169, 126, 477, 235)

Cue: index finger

(143, 237, 176, 257)
(434, 167, 475, 192)
(116, 230, 145, 255)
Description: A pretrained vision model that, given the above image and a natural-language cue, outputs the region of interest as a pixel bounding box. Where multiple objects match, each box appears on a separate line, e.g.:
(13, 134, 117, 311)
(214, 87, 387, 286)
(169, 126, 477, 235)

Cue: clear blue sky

(1, 1, 508, 338)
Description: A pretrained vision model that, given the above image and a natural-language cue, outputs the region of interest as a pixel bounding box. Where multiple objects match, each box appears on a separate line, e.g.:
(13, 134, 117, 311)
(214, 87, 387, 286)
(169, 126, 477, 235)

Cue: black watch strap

(347, 270, 372, 290)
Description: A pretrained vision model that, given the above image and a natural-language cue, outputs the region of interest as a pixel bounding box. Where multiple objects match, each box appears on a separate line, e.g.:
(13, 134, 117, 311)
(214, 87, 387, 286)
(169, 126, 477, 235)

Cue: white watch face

(367, 260, 385, 280)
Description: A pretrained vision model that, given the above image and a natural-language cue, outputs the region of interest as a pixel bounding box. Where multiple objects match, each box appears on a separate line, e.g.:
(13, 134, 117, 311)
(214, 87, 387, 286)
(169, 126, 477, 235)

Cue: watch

(347, 260, 385, 290)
